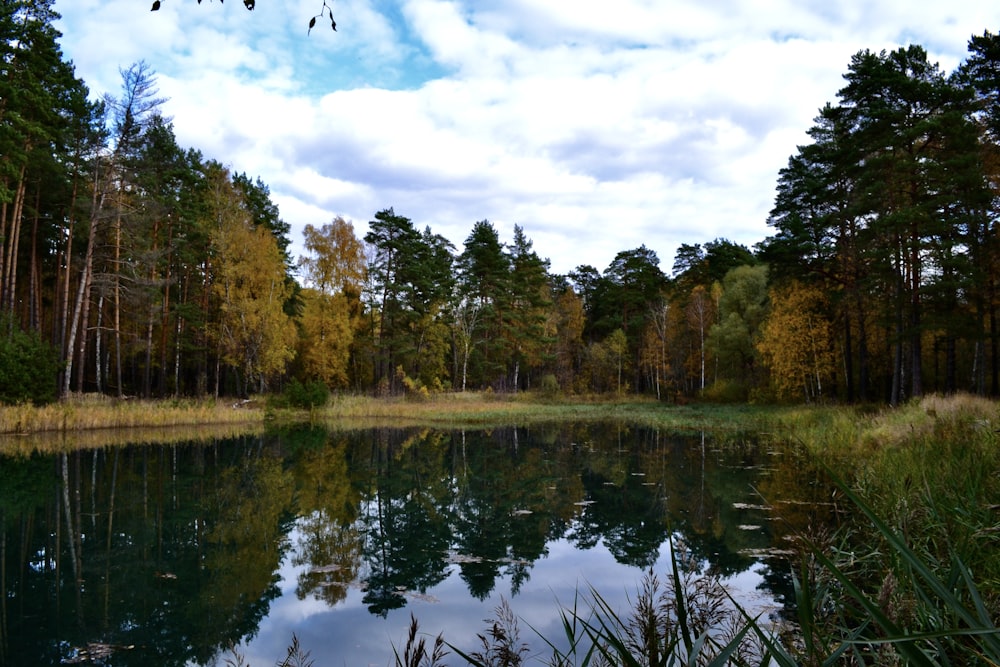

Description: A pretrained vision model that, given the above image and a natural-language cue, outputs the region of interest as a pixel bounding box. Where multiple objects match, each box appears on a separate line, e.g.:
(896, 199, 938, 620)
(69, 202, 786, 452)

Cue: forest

(4, 2, 1000, 405)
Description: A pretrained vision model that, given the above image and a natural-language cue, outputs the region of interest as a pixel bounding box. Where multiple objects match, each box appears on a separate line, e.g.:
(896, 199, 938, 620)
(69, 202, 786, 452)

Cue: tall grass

(282, 391, 771, 433)
(0, 422, 264, 456)
(758, 393, 1000, 665)
(0, 393, 264, 435)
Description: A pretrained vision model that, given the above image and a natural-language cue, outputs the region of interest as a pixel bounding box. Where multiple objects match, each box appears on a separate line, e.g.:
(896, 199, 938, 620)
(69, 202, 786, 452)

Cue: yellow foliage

(757, 281, 836, 401)
(209, 169, 297, 390)
(298, 289, 353, 388)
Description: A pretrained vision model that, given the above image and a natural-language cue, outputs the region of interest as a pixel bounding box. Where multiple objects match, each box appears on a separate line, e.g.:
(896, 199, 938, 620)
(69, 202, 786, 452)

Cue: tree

(208, 165, 296, 394)
(569, 264, 601, 343)
(606, 328, 629, 394)
(130, 113, 194, 397)
(707, 265, 768, 392)
(455, 220, 511, 389)
(596, 246, 668, 392)
(505, 225, 552, 391)
(296, 289, 352, 388)
(827, 45, 991, 401)
(300, 217, 366, 295)
(550, 286, 585, 392)
(684, 284, 716, 393)
(364, 209, 454, 394)
(0, 314, 61, 404)
(451, 295, 481, 392)
(762, 45, 993, 402)
(672, 239, 756, 292)
(298, 217, 366, 388)
(956, 31, 1000, 395)
(757, 281, 836, 401)
(640, 300, 671, 400)
(94, 60, 168, 396)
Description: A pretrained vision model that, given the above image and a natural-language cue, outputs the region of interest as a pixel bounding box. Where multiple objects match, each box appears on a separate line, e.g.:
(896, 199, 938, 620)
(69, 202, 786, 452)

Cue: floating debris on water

(777, 499, 836, 506)
(309, 563, 342, 574)
(497, 556, 531, 566)
(62, 642, 135, 664)
(446, 552, 484, 564)
(407, 591, 439, 603)
(738, 524, 762, 531)
(732, 502, 771, 511)
(739, 548, 797, 558)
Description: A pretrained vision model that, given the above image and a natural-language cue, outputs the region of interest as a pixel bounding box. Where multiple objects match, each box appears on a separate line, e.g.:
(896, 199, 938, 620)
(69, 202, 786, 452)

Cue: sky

(53, 1, 1000, 278)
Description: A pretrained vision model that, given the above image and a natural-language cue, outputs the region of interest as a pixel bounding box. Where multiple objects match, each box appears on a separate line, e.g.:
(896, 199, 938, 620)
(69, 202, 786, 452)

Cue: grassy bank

(0, 393, 265, 435)
(0, 391, 773, 436)
(298, 391, 775, 432)
(759, 393, 1000, 661)
(761, 393, 1000, 520)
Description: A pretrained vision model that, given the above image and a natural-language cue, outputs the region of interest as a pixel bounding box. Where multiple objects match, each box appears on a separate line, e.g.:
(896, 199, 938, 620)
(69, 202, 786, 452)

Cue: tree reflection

(0, 422, 838, 663)
(290, 435, 362, 605)
(0, 435, 298, 666)
(359, 429, 451, 616)
(571, 468, 669, 567)
(450, 429, 551, 598)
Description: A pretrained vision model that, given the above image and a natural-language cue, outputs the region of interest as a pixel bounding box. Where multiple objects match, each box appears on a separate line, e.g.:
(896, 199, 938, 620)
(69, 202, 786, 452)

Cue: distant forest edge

(4, 4, 1000, 405)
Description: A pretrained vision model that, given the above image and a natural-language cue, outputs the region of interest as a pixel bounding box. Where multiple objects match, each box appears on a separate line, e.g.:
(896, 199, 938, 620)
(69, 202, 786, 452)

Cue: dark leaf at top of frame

(244, 0, 255, 9)
(151, 0, 160, 10)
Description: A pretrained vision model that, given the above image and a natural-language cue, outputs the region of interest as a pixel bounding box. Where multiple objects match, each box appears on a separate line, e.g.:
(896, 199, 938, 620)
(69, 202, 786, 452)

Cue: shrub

(0, 317, 61, 405)
(539, 374, 559, 396)
(284, 379, 330, 409)
(702, 379, 749, 403)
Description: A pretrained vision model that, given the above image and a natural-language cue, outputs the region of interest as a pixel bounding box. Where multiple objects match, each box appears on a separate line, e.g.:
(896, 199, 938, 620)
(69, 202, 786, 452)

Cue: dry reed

(0, 393, 264, 435)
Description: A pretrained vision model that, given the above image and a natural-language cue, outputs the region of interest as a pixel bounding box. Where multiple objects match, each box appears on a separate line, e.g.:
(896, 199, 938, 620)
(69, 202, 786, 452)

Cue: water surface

(0, 422, 837, 665)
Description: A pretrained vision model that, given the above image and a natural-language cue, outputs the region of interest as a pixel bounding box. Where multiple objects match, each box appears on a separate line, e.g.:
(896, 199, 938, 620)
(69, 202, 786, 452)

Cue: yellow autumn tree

(210, 168, 297, 393)
(300, 217, 367, 295)
(297, 217, 367, 388)
(756, 280, 835, 401)
(297, 289, 353, 388)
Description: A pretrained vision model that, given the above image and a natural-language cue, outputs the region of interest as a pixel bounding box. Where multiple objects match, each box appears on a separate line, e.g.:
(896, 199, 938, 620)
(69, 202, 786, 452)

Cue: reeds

(0, 394, 264, 435)
(0, 422, 264, 456)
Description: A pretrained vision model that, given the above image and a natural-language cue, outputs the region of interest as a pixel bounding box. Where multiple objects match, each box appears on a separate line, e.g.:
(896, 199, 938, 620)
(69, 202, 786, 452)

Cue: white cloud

(54, 0, 999, 276)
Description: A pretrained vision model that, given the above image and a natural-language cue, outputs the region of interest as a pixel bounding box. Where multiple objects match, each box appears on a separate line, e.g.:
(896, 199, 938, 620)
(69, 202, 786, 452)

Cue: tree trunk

(64, 159, 105, 396)
(113, 207, 123, 398)
(2, 164, 27, 314)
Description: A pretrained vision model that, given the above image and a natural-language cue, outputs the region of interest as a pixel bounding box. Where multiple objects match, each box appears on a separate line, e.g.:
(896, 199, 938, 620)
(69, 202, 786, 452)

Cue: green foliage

(539, 373, 559, 396)
(766, 473, 1000, 667)
(702, 379, 749, 403)
(0, 317, 61, 405)
(11, 3, 1000, 404)
(283, 379, 330, 409)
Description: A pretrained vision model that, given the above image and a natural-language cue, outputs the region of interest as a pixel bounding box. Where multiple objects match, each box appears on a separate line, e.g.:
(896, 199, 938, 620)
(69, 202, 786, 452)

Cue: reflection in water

(0, 422, 838, 665)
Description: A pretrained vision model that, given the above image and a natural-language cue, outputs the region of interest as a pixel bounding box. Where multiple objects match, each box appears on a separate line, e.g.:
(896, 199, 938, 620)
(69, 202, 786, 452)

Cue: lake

(0, 422, 839, 665)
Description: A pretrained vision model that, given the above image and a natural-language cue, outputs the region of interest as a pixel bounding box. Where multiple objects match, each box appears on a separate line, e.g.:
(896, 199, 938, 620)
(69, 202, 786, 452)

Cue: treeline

(4, 3, 1000, 404)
